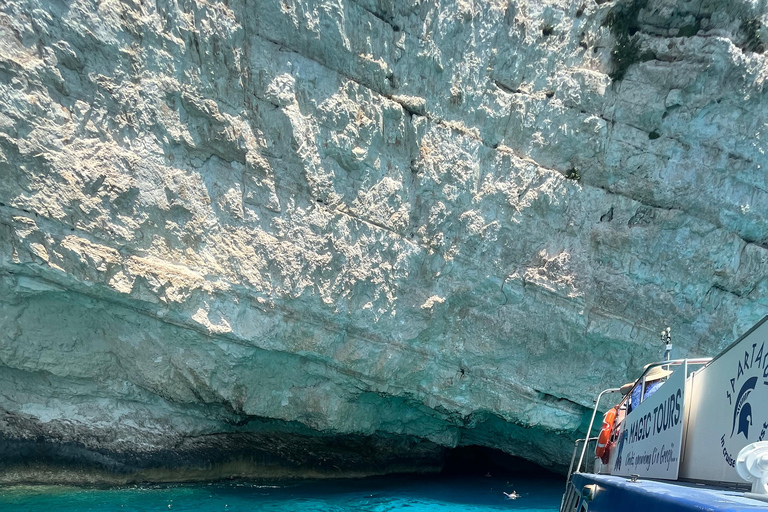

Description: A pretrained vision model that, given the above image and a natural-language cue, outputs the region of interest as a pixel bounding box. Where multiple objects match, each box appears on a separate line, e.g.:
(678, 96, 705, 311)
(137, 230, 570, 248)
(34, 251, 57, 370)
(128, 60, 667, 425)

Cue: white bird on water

(503, 491, 520, 500)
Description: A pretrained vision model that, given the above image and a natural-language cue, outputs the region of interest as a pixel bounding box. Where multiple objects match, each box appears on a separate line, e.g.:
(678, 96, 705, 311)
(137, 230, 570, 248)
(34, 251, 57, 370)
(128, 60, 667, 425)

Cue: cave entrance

(440, 445, 558, 477)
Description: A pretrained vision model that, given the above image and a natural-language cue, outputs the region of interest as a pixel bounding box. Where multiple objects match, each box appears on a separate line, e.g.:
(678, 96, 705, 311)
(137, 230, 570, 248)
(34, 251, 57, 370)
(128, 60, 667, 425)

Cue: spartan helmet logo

(731, 376, 758, 440)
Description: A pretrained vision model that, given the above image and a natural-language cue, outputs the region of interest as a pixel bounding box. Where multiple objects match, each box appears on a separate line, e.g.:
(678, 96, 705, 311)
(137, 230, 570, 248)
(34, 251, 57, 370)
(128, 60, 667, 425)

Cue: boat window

(568, 489, 579, 511)
(571, 493, 581, 511)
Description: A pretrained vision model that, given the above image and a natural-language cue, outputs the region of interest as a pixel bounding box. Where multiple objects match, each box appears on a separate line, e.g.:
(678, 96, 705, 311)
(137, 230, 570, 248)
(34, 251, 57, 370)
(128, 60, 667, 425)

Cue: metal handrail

(564, 436, 598, 492)
(575, 387, 621, 476)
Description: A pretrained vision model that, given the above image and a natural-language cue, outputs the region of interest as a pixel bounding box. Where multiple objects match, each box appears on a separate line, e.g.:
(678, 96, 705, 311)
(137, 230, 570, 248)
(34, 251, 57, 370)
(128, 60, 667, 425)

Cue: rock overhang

(0, 0, 767, 482)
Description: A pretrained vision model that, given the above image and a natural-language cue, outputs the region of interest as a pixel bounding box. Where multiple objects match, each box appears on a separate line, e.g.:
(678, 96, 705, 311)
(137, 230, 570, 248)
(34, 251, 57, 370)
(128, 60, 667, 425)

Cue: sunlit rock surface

(1, 0, 768, 482)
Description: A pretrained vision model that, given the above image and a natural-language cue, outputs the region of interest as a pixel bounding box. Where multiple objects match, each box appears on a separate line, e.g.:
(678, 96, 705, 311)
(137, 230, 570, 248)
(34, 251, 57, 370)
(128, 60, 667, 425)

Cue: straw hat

(620, 382, 634, 395)
(643, 364, 673, 381)
(620, 366, 673, 395)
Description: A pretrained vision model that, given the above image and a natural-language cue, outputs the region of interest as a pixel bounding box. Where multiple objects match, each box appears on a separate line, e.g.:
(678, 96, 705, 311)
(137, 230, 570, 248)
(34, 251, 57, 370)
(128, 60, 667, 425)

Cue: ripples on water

(0, 474, 563, 512)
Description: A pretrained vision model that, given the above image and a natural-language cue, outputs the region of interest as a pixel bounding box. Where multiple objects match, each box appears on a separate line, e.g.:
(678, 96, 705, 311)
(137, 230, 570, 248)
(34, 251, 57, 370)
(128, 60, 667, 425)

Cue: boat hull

(564, 473, 765, 512)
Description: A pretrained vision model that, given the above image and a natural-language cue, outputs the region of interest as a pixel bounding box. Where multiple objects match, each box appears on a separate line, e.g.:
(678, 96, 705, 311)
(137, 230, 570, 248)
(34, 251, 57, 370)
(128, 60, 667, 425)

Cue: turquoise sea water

(0, 474, 563, 512)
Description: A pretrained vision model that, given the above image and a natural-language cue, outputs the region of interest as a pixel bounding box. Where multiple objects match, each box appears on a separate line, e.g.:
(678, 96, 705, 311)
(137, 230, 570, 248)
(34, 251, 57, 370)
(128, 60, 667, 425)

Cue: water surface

(0, 474, 563, 511)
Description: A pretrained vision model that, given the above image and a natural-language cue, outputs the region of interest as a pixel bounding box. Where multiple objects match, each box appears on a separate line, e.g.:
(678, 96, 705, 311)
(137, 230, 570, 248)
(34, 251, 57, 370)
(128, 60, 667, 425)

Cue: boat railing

(564, 436, 599, 485)
(570, 387, 621, 483)
(570, 357, 712, 482)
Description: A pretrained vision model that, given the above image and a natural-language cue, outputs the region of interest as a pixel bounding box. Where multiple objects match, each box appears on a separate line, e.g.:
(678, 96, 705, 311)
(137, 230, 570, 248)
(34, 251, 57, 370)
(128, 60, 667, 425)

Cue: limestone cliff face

(1, 0, 768, 482)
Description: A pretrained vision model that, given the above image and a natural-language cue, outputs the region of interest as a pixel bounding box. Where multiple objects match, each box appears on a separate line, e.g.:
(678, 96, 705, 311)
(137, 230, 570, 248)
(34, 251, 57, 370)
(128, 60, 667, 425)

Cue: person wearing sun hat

(624, 364, 673, 414)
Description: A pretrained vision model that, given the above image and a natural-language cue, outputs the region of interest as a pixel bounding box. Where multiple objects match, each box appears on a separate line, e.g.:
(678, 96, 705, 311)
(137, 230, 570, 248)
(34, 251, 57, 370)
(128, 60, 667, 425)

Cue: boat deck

(568, 473, 766, 512)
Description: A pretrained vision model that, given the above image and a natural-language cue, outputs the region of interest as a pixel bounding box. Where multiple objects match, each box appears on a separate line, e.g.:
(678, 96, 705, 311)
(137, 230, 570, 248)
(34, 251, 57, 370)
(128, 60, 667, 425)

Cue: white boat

(560, 317, 768, 512)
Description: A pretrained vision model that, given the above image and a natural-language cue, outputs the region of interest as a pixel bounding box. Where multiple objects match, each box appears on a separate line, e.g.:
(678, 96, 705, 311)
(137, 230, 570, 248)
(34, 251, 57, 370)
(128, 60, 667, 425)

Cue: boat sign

(608, 363, 686, 480)
(680, 317, 768, 484)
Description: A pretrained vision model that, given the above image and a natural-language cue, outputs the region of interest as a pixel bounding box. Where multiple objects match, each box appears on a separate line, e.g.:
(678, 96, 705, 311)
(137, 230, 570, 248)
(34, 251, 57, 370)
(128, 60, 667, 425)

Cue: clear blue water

(0, 474, 563, 512)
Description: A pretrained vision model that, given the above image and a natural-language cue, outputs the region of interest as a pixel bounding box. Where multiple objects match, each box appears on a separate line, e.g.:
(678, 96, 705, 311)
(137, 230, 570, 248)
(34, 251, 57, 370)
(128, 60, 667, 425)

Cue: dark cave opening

(440, 445, 559, 477)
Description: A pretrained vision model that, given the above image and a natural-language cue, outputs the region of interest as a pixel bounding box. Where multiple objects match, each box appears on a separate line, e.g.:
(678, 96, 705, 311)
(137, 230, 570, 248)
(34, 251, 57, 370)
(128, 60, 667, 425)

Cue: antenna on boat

(662, 327, 671, 367)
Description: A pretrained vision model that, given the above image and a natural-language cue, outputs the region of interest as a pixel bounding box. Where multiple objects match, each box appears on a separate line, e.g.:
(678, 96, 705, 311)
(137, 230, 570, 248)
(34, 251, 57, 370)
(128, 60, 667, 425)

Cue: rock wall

(1, 0, 768, 481)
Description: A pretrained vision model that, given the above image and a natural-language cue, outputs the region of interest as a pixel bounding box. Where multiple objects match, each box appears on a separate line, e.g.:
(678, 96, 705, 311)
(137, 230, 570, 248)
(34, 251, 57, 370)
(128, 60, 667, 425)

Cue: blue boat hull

(565, 473, 765, 512)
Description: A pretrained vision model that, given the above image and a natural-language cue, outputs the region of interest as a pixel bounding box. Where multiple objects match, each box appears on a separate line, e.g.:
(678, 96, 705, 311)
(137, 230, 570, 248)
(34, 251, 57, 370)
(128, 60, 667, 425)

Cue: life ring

(595, 407, 618, 459)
